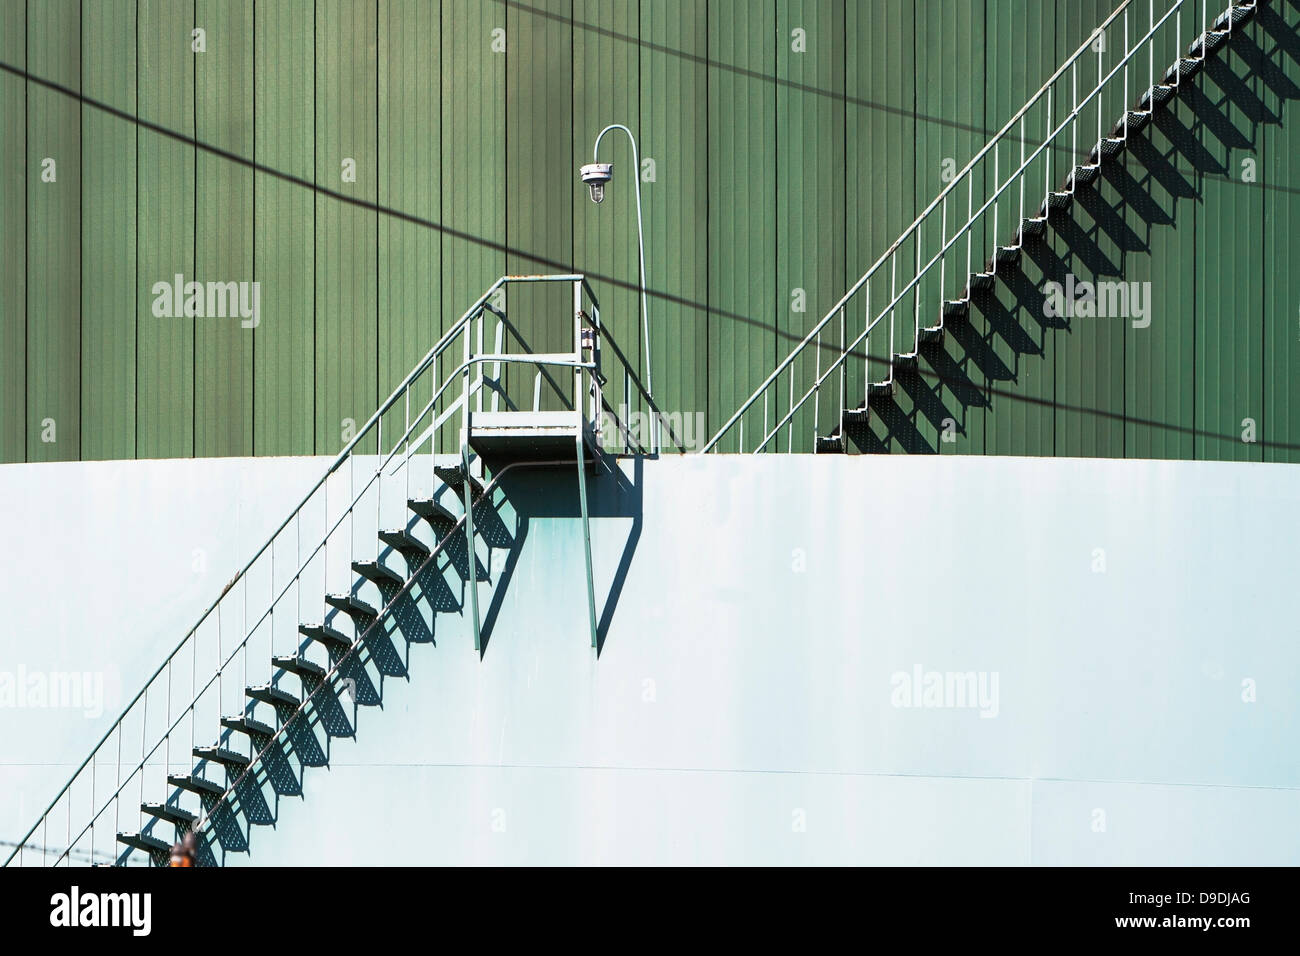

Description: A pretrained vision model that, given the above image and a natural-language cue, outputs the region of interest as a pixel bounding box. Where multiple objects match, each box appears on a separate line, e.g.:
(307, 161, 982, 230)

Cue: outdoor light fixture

(580, 125, 657, 451)
(580, 162, 614, 204)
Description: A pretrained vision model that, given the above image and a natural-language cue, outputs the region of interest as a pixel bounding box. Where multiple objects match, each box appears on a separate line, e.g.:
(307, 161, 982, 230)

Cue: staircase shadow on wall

(854, 7, 1299, 454)
(138, 457, 645, 865)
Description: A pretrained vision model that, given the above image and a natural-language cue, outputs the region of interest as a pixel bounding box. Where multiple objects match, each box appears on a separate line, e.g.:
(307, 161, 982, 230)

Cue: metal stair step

(378, 527, 431, 557)
(1020, 216, 1048, 240)
(843, 406, 871, 426)
(1044, 190, 1073, 217)
(814, 434, 845, 455)
(1071, 164, 1100, 188)
(1215, 3, 1254, 30)
(1112, 111, 1152, 138)
(1090, 137, 1126, 164)
(994, 245, 1021, 269)
(893, 352, 919, 371)
(407, 497, 459, 533)
(1191, 29, 1230, 57)
(141, 802, 197, 828)
(117, 831, 171, 862)
(919, 325, 945, 347)
(434, 465, 484, 502)
(325, 592, 379, 621)
(352, 560, 404, 588)
(193, 745, 250, 770)
(245, 684, 299, 709)
(272, 654, 327, 681)
(1138, 83, 1177, 111)
(969, 271, 996, 294)
(167, 773, 224, 797)
(220, 715, 276, 740)
(867, 380, 895, 400)
(1164, 56, 1204, 84)
(299, 622, 352, 651)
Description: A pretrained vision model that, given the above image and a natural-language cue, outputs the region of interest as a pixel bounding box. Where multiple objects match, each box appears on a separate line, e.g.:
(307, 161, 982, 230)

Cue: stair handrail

(700, 0, 1192, 453)
(0, 280, 505, 867)
(4, 273, 662, 867)
(754, 0, 1195, 451)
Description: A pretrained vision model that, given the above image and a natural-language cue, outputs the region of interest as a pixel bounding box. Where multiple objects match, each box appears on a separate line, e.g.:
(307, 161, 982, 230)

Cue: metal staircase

(702, 0, 1260, 455)
(3, 275, 664, 867)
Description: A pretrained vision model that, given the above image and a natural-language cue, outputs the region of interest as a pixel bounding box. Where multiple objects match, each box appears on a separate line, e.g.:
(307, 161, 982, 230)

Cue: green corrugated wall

(0, 0, 1297, 462)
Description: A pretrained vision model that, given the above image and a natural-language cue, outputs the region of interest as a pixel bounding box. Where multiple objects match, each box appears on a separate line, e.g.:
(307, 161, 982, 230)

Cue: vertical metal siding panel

(1067, 166, 1127, 457)
(978, 0, 1055, 458)
(81, 0, 137, 461)
(0, 1, 26, 462)
(1124, 93, 1197, 460)
(845, 1, 913, 451)
(26, 0, 80, 462)
(253, 0, 315, 456)
(1261, 0, 1300, 463)
(440, 0, 504, 450)
(195, 0, 254, 457)
(574, 0, 640, 434)
(1053, 0, 1121, 459)
(1195, 34, 1263, 462)
(776, 0, 845, 453)
(378, 0, 440, 452)
(137, 0, 195, 458)
(640, 0, 708, 447)
(708, 0, 776, 452)
(506, 0, 574, 390)
(440, 1, 504, 337)
(315, 0, 378, 454)
(907, 0, 985, 456)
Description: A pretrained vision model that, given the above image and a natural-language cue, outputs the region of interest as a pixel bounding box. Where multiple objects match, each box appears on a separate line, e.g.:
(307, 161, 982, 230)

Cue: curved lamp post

(579, 124, 657, 452)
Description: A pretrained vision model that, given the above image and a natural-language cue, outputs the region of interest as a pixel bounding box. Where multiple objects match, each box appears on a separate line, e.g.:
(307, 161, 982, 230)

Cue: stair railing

(3, 275, 654, 867)
(702, 0, 1227, 454)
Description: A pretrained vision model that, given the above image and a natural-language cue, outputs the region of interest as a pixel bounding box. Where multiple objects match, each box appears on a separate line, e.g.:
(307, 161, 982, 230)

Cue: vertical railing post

(1097, 22, 1104, 150)
(1123, 6, 1130, 140)
(889, 256, 897, 382)
(940, 196, 948, 311)
(573, 279, 583, 424)
(1018, 114, 1026, 239)
(1045, 87, 1053, 207)
(813, 331, 822, 439)
(461, 304, 472, 471)
(1149, 0, 1155, 117)
(993, 146, 1000, 259)
(787, 370, 795, 453)
(966, 175, 973, 283)
(838, 306, 846, 424)
(1071, 61, 1078, 183)
(462, 442, 481, 653)
(863, 284, 870, 400)
(913, 216, 922, 349)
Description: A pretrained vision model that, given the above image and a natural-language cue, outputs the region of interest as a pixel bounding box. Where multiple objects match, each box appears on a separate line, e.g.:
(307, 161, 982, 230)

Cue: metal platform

(467, 411, 599, 462)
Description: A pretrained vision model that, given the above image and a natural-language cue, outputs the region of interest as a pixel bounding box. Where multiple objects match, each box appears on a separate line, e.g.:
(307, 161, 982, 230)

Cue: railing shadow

(124, 451, 644, 866)
(855, 10, 1296, 453)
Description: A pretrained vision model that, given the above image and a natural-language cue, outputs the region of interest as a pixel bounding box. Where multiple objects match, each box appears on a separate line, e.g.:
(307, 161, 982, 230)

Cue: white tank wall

(1, 453, 1297, 865)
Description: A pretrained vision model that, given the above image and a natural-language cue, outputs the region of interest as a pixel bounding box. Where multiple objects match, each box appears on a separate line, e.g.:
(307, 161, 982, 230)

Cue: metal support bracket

(575, 433, 599, 651)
